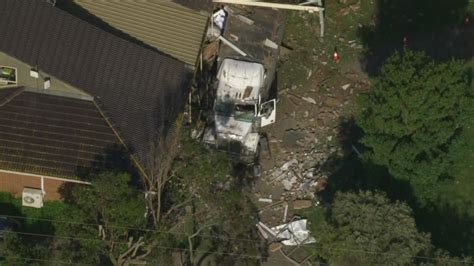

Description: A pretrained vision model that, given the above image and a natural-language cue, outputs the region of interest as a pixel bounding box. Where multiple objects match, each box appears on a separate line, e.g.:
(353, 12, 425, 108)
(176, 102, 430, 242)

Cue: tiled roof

(73, 0, 208, 65)
(0, 86, 24, 106)
(0, 0, 192, 172)
(0, 89, 119, 179)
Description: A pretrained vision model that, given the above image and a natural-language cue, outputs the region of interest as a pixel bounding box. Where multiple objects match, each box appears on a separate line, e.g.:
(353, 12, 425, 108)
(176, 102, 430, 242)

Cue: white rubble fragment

(237, 14, 254, 25)
(258, 198, 273, 203)
(281, 159, 298, 171)
(302, 96, 317, 105)
(271, 219, 316, 246)
(282, 179, 293, 190)
(263, 38, 278, 49)
(342, 83, 351, 90)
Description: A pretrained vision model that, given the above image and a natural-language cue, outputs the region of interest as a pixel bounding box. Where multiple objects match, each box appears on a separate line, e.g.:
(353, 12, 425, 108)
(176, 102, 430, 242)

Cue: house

(0, 0, 208, 205)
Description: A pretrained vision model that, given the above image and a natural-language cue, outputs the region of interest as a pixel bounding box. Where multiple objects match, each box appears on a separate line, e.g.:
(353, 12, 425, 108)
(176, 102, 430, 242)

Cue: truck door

(258, 99, 276, 127)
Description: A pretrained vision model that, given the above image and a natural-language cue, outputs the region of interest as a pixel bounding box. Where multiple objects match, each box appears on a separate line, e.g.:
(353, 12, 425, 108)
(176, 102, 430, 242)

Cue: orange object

(333, 48, 340, 62)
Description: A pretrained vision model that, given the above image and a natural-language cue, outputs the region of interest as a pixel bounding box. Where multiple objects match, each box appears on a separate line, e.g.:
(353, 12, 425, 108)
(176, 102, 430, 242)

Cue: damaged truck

(203, 6, 285, 164)
(203, 58, 276, 163)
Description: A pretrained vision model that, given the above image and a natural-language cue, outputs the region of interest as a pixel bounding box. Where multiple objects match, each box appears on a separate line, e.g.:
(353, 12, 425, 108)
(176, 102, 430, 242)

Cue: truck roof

(216, 59, 264, 101)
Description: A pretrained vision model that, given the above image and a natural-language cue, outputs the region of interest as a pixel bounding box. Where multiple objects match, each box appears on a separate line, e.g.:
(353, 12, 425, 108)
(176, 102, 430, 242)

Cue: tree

(1, 230, 53, 266)
(316, 191, 431, 265)
(357, 50, 471, 199)
(168, 133, 264, 265)
(143, 119, 183, 227)
(57, 172, 162, 265)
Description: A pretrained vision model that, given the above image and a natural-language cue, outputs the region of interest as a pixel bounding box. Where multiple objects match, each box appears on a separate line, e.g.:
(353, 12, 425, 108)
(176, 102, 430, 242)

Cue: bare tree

(143, 116, 184, 227)
(98, 225, 157, 266)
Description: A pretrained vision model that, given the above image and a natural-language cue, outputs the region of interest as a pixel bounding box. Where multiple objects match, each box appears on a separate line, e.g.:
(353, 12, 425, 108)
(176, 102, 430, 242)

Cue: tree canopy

(316, 191, 431, 265)
(357, 50, 471, 199)
(56, 172, 160, 265)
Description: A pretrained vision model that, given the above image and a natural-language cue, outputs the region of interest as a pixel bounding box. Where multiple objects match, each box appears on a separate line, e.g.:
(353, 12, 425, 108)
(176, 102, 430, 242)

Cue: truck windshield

(234, 104, 255, 122)
(215, 101, 255, 122)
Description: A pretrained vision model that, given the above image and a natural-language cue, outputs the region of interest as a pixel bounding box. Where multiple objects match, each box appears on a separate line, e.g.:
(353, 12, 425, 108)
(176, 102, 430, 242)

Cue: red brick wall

(0, 171, 67, 201)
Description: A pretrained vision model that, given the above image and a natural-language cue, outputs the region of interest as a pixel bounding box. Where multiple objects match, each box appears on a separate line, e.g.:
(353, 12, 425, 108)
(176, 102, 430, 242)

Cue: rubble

(301, 96, 317, 105)
(263, 148, 331, 200)
(258, 198, 273, 203)
(293, 200, 312, 210)
(257, 219, 316, 246)
(271, 219, 316, 246)
(269, 242, 283, 252)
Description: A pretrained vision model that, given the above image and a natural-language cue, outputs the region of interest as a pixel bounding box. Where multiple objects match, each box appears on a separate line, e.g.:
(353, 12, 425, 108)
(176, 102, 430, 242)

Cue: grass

(277, 0, 376, 89)
(0, 192, 69, 235)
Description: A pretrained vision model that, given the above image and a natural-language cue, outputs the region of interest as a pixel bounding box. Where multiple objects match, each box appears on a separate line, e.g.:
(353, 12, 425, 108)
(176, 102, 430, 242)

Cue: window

(0, 65, 17, 85)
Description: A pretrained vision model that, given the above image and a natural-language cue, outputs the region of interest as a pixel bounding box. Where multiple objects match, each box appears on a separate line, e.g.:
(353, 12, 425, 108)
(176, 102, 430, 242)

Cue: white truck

(203, 58, 276, 163)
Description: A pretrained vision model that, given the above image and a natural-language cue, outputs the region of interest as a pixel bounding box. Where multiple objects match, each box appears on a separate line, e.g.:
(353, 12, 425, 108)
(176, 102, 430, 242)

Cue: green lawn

(277, 0, 376, 88)
(0, 193, 68, 234)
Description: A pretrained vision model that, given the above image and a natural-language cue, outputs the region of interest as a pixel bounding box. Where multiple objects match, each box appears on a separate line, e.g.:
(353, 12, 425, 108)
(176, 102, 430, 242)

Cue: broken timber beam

(213, 0, 325, 37)
(212, 0, 324, 12)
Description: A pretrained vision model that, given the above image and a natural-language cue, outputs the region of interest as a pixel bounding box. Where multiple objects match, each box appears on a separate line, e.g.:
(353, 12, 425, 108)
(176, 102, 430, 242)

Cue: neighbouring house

(0, 0, 208, 206)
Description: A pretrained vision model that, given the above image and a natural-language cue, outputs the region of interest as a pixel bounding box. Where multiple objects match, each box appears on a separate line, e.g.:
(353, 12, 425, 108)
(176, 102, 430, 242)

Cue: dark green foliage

(0, 192, 65, 265)
(56, 172, 151, 264)
(170, 134, 263, 264)
(357, 50, 471, 200)
(1, 230, 52, 266)
(317, 191, 431, 265)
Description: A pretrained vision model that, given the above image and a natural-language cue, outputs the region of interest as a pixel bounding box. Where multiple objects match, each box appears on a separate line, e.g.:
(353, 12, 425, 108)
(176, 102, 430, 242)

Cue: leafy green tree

(56, 172, 164, 265)
(1, 230, 52, 266)
(168, 134, 263, 265)
(316, 191, 431, 265)
(357, 50, 471, 199)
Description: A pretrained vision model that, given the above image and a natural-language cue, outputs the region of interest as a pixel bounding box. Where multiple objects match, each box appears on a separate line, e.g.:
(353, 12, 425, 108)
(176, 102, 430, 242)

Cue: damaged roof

(0, 88, 119, 178)
(73, 0, 209, 65)
(0, 0, 193, 174)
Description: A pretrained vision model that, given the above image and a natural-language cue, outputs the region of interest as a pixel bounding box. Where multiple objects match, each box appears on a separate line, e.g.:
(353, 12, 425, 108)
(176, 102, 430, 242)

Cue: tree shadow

(60, 143, 140, 202)
(320, 118, 474, 256)
(75, 143, 138, 181)
(318, 117, 414, 204)
(414, 198, 474, 256)
(358, 0, 473, 76)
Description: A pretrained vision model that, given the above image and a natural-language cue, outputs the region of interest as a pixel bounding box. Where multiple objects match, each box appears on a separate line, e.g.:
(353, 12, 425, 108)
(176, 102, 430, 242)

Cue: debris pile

(263, 150, 331, 200)
(256, 219, 316, 246)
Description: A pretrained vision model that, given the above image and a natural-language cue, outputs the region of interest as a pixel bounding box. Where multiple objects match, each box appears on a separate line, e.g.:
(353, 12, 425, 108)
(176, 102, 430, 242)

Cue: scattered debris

(263, 38, 278, 49)
(271, 219, 316, 246)
(342, 83, 351, 90)
(218, 36, 247, 56)
(213, 9, 227, 30)
(269, 242, 283, 252)
(229, 33, 239, 41)
(281, 159, 298, 171)
(202, 41, 219, 63)
(257, 221, 278, 239)
(352, 144, 362, 157)
(302, 96, 317, 105)
(237, 14, 254, 25)
(257, 223, 269, 239)
(283, 203, 289, 222)
(259, 198, 273, 203)
(293, 200, 312, 210)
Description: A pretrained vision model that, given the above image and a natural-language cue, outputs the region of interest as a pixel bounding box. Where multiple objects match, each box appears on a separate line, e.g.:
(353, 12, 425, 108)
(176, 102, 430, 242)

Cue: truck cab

(204, 58, 276, 163)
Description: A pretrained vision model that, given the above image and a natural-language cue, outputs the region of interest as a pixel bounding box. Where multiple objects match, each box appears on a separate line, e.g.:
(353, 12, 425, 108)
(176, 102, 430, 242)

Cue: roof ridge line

(91, 99, 148, 178)
(0, 86, 25, 107)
